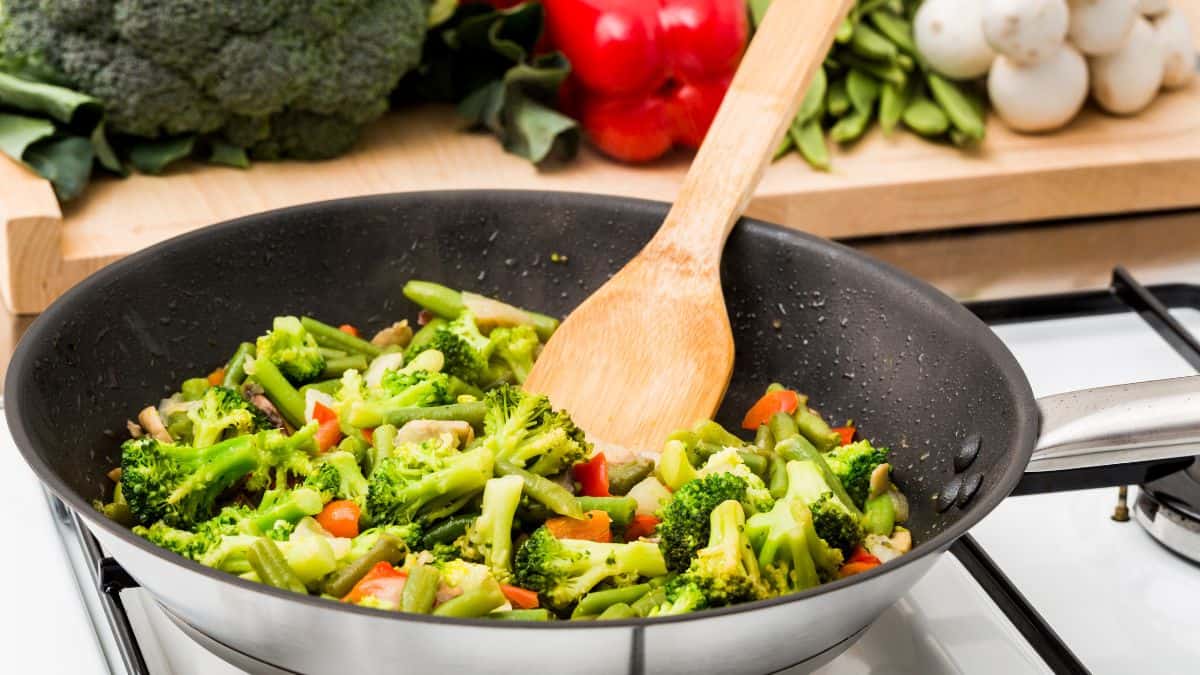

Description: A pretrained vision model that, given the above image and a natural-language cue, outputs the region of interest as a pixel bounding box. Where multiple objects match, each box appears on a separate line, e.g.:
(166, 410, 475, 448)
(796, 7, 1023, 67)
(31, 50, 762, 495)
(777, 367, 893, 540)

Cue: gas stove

(6, 269, 1200, 675)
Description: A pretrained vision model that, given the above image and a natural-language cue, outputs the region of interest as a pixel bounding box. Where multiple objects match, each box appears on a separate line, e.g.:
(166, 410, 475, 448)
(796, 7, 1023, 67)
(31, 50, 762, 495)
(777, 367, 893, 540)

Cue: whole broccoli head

(823, 441, 889, 509)
(481, 385, 590, 476)
(656, 472, 748, 573)
(514, 526, 668, 611)
(187, 385, 271, 448)
(256, 316, 325, 384)
(0, 0, 428, 159)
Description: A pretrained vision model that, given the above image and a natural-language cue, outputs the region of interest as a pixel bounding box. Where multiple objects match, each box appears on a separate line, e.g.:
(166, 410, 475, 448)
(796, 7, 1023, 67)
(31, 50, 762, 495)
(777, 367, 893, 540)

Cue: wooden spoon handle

(651, 0, 853, 267)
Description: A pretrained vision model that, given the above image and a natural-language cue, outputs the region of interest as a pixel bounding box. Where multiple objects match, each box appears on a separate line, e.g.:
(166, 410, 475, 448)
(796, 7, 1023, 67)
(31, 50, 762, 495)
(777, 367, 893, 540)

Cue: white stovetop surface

(4, 306, 1199, 674)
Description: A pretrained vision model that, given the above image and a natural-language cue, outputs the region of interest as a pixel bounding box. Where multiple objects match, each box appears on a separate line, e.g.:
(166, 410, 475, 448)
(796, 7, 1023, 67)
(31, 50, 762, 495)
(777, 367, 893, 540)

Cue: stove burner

(1135, 462, 1200, 564)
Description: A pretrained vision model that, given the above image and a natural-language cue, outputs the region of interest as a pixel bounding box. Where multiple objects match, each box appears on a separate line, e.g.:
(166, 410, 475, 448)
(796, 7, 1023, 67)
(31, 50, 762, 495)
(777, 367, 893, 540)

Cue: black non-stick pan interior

(8, 190, 1036, 556)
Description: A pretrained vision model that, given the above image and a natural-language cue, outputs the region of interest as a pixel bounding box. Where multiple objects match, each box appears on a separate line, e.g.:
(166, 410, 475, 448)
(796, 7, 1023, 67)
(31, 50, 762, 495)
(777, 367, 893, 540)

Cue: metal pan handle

(1016, 375, 1200, 494)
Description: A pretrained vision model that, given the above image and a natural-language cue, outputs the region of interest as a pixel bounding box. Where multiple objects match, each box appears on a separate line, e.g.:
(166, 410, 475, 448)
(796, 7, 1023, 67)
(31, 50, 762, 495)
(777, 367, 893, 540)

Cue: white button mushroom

(982, 0, 1069, 66)
(1067, 0, 1137, 55)
(988, 45, 1088, 132)
(1090, 17, 1165, 114)
(1153, 8, 1195, 89)
(914, 0, 996, 79)
(1137, 0, 1170, 16)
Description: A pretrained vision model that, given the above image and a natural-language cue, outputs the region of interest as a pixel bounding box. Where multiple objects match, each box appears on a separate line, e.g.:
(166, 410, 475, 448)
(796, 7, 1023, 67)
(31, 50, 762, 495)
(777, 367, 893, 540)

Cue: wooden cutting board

(3, 32, 1200, 314)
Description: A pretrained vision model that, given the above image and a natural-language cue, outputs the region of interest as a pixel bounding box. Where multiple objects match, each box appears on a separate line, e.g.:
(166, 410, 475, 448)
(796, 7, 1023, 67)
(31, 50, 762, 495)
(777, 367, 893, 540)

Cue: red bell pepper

(832, 425, 856, 446)
(740, 389, 800, 430)
(573, 453, 610, 497)
(311, 401, 344, 452)
(342, 562, 408, 605)
(623, 513, 660, 541)
(543, 0, 748, 162)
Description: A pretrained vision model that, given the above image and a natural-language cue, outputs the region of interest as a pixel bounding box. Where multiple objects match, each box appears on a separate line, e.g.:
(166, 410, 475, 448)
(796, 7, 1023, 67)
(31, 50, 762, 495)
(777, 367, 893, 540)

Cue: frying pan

(8, 191, 1199, 675)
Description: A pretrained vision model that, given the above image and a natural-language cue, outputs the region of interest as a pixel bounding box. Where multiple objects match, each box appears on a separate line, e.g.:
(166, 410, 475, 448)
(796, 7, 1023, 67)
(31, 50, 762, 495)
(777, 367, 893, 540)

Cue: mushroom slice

(394, 420, 475, 447)
(126, 420, 144, 439)
(371, 320, 413, 348)
(137, 406, 173, 443)
(869, 462, 892, 500)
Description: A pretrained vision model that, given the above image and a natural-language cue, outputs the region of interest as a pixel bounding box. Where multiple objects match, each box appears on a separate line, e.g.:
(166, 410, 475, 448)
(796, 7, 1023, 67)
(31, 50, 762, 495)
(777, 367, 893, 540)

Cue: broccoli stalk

(120, 425, 317, 528)
(256, 316, 326, 384)
(465, 475, 524, 583)
(784, 460, 863, 556)
(481, 385, 590, 476)
(652, 500, 764, 615)
(365, 446, 494, 525)
(514, 526, 668, 611)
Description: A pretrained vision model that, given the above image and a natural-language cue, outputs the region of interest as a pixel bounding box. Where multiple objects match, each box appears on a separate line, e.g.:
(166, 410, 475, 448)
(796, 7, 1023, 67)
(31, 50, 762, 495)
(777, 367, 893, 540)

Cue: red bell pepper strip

(623, 513, 660, 542)
(337, 324, 360, 338)
(206, 367, 225, 386)
(317, 500, 361, 538)
(847, 546, 882, 566)
(342, 562, 407, 604)
(544, 0, 748, 162)
(741, 389, 801, 430)
(500, 584, 541, 609)
(311, 401, 343, 452)
(838, 561, 881, 578)
(361, 427, 375, 444)
(573, 453, 610, 497)
(832, 426, 856, 446)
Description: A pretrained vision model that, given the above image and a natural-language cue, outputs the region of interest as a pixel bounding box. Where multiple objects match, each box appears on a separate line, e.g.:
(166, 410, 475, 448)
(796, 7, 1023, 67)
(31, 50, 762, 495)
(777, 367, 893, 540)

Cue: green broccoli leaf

(128, 135, 196, 175)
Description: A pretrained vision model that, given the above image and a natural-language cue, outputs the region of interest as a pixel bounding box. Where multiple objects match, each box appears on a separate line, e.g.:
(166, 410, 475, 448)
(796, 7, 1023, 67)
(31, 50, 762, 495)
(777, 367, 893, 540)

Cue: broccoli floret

(746, 496, 844, 593)
(652, 500, 763, 615)
(256, 316, 325, 384)
(187, 386, 271, 448)
(656, 472, 748, 573)
(347, 524, 424, 561)
(486, 325, 540, 384)
(464, 475, 524, 583)
(514, 526, 667, 611)
(365, 446, 494, 526)
(699, 447, 775, 514)
(377, 369, 454, 408)
(405, 312, 492, 385)
(784, 460, 863, 556)
(481, 385, 590, 476)
(823, 441, 889, 509)
(304, 451, 369, 504)
(0, 0, 427, 159)
(120, 425, 318, 528)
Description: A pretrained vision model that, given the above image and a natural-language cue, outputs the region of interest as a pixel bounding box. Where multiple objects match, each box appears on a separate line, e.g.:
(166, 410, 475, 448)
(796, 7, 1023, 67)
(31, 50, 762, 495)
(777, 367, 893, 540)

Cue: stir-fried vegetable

(98, 280, 912, 621)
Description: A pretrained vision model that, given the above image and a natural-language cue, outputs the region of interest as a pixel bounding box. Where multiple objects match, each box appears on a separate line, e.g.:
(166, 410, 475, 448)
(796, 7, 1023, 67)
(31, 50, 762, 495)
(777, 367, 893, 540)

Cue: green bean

(222, 342, 256, 388)
(796, 66, 827, 124)
(767, 454, 789, 499)
(791, 119, 830, 171)
(902, 96, 949, 136)
(878, 81, 908, 135)
(827, 77, 850, 117)
(629, 587, 667, 617)
(847, 69, 880, 115)
(433, 584, 507, 618)
(247, 539, 307, 594)
(181, 377, 209, 401)
(868, 10, 916, 55)
(422, 514, 479, 546)
(795, 407, 841, 452)
(403, 280, 468, 319)
(248, 357, 305, 428)
(406, 318, 447, 353)
(321, 354, 368, 379)
(754, 425, 774, 454)
(318, 347, 347, 359)
(576, 496, 637, 526)
(299, 379, 342, 397)
(607, 458, 654, 496)
(301, 317, 383, 359)
(572, 583, 653, 618)
(850, 23, 897, 61)
(321, 535, 405, 597)
(366, 423, 397, 475)
(346, 400, 488, 430)
(769, 411, 800, 443)
(401, 564, 441, 614)
(775, 434, 820, 463)
(496, 460, 584, 519)
(738, 450, 769, 477)
(693, 420, 744, 448)
(598, 603, 637, 620)
(488, 609, 552, 621)
(925, 73, 984, 141)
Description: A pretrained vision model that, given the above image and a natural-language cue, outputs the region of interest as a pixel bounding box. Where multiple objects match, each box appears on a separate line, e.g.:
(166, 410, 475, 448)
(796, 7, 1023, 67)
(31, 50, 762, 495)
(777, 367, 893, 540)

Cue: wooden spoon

(525, 0, 854, 453)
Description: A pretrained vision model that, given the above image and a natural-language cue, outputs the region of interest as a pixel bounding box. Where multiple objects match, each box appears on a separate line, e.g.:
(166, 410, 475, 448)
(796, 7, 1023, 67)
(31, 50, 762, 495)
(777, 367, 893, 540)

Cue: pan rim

(5, 189, 1039, 631)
